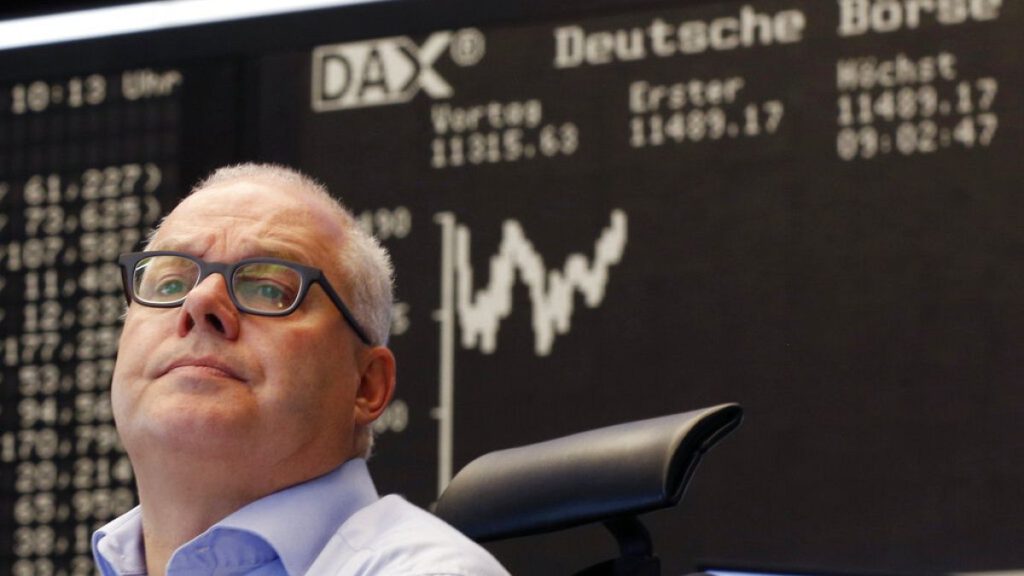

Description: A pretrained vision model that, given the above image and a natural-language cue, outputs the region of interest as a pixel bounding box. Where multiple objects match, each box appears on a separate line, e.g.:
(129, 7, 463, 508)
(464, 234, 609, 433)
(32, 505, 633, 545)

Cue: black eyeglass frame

(117, 250, 373, 346)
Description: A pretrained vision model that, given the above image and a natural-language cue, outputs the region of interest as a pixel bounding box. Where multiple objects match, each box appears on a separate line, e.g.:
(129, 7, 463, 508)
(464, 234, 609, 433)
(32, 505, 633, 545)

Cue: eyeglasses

(117, 251, 372, 345)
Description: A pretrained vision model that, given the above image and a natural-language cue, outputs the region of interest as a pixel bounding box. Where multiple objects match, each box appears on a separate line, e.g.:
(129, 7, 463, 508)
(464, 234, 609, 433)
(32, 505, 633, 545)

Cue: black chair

(434, 403, 743, 575)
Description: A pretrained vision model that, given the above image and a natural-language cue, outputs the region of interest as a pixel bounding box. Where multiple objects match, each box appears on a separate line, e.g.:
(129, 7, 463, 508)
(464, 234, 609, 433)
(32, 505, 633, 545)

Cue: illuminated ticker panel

(0, 61, 235, 574)
(0, 1, 1023, 575)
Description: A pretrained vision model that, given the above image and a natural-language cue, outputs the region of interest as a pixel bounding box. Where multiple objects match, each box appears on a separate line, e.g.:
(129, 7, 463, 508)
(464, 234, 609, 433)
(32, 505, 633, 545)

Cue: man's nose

(177, 274, 241, 340)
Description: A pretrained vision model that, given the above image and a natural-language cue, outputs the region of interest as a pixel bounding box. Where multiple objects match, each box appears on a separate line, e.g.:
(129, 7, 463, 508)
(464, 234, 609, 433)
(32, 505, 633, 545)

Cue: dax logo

(312, 28, 485, 112)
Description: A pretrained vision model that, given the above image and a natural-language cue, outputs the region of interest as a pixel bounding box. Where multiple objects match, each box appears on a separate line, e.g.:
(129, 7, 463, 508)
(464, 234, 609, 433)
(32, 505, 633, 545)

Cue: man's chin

(125, 400, 255, 455)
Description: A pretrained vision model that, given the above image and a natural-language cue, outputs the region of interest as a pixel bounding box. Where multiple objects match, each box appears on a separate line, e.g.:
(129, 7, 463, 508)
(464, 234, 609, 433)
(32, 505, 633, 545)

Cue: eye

(134, 255, 199, 303)
(156, 278, 188, 297)
(253, 283, 285, 302)
(137, 272, 192, 302)
(233, 263, 302, 312)
(234, 278, 296, 310)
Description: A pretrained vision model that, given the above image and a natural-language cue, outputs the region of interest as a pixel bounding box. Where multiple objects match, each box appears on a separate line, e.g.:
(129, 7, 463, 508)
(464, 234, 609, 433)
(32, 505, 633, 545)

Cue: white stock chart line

(432, 210, 628, 493)
(455, 210, 629, 356)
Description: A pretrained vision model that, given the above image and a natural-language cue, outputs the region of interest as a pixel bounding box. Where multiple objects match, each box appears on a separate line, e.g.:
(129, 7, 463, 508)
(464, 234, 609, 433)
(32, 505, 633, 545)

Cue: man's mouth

(162, 357, 247, 381)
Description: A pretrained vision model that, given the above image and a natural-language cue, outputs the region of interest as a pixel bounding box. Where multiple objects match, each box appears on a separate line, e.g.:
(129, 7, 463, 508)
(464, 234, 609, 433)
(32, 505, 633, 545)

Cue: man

(93, 164, 509, 575)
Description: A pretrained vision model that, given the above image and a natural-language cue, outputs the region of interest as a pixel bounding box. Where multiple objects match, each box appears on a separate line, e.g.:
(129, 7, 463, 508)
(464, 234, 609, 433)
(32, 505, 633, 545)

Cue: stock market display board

(0, 0, 1021, 574)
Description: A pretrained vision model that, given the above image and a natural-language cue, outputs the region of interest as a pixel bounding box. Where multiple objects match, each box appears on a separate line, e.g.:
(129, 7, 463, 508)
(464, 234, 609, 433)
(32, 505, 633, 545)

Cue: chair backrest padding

(434, 403, 743, 542)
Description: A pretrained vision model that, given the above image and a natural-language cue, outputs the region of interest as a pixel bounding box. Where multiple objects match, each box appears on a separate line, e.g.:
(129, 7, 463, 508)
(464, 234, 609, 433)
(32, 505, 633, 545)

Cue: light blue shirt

(92, 459, 509, 575)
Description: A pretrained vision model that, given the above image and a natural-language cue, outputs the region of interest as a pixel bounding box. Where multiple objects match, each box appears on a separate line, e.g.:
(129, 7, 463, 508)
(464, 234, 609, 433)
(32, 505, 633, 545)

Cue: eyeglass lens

(133, 255, 303, 313)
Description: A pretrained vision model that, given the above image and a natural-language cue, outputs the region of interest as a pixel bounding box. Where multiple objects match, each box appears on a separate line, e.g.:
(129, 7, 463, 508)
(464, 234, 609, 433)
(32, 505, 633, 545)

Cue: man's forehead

(150, 232, 311, 263)
(151, 179, 346, 263)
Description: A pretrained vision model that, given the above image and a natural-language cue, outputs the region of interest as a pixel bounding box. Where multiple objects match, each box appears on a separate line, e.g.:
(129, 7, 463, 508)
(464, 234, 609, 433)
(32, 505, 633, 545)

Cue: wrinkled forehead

(150, 179, 349, 264)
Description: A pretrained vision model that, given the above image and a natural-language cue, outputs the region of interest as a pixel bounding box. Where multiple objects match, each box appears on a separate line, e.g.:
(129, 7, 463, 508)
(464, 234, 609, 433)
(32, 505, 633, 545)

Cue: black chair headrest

(434, 403, 743, 542)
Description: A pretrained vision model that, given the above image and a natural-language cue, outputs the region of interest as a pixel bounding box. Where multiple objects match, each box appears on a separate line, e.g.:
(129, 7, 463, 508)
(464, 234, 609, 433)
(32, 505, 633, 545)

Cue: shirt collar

(217, 457, 379, 576)
(92, 458, 379, 576)
(93, 506, 146, 575)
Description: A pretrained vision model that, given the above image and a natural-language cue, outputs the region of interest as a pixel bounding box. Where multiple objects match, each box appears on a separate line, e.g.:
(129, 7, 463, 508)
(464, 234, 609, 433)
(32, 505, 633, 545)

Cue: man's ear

(353, 346, 396, 427)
